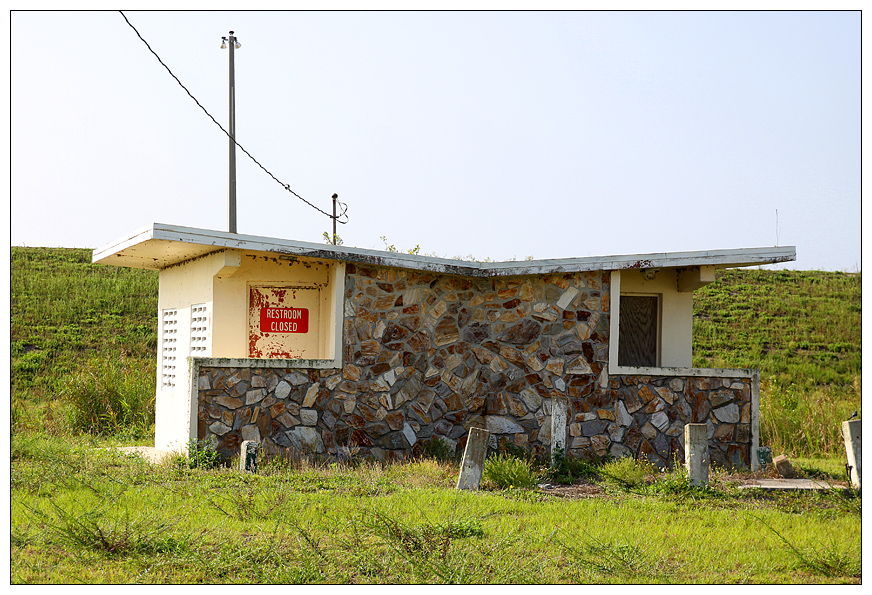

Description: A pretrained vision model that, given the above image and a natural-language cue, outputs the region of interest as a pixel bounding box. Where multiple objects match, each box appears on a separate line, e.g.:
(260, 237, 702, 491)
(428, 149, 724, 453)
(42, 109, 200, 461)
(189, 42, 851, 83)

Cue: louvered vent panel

(190, 303, 210, 356)
(161, 308, 179, 388)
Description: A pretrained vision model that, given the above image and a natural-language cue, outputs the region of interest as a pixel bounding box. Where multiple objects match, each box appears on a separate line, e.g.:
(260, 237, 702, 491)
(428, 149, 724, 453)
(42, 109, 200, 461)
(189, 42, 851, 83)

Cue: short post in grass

(551, 395, 569, 459)
(684, 424, 709, 487)
(239, 440, 259, 473)
(457, 427, 490, 490)
(841, 419, 861, 490)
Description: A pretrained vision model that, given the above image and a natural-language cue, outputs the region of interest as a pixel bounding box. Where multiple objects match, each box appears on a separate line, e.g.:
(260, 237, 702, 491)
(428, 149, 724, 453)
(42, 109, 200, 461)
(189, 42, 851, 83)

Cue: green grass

(11, 247, 158, 435)
(693, 268, 860, 387)
(10, 434, 861, 584)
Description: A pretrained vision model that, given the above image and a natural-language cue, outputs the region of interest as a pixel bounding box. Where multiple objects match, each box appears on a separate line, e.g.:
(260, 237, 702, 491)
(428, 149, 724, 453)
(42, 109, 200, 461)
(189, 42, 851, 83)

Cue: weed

(179, 437, 222, 470)
(420, 435, 457, 462)
(755, 515, 861, 578)
(33, 497, 190, 557)
(598, 457, 653, 491)
(561, 535, 665, 580)
(62, 355, 155, 437)
(547, 447, 599, 485)
(482, 453, 539, 489)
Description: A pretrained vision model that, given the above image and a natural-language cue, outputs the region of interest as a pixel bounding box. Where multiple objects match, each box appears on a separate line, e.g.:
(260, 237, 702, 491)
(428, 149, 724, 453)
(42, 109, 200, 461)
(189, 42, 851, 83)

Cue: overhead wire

(118, 11, 347, 225)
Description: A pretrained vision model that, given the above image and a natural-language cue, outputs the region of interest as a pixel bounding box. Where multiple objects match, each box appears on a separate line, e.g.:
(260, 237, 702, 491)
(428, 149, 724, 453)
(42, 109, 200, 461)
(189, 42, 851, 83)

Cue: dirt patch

(538, 478, 607, 498)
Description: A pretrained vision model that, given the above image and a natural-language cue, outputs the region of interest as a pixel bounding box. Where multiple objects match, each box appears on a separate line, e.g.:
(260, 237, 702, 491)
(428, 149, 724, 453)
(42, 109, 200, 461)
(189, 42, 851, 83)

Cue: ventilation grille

(190, 303, 210, 355)
(161, 308, 179, 388)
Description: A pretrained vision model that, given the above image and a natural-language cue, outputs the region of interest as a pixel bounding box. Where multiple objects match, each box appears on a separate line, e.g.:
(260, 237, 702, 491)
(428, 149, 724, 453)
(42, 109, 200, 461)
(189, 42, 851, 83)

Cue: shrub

(482, 453, 538, 489)
(599, 457, 653, 491)
(181, 437, 222, 470)
(62, 355, 155, 437)
(548, 447, 600, 485)
(420, 436, 457, 462)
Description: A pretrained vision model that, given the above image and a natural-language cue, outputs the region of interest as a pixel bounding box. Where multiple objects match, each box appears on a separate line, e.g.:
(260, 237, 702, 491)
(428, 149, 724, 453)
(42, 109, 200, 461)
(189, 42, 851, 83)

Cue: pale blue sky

(10, 10, 861, 270)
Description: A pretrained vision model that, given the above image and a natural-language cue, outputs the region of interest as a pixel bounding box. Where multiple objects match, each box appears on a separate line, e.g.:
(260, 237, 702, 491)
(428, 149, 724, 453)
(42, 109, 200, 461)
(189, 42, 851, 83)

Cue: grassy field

(10, 434, 861, 584)
(9, 248, 862, 584)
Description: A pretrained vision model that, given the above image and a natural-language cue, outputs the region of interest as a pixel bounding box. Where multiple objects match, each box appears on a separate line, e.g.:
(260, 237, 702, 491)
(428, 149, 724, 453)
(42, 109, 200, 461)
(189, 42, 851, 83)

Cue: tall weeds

(761, 376, 861, 457)
(62, 355, 155, 437)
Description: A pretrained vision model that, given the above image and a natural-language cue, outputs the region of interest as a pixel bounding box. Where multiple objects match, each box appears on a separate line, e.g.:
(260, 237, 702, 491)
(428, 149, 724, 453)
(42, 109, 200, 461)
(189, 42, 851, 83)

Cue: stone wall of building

(606, 374, 754, 468)
(195, 264, 756, 468)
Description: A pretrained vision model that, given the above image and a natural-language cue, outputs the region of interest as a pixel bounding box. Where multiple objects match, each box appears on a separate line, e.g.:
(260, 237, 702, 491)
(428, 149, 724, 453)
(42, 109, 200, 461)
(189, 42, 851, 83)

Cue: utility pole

(221, 31, 241, 233)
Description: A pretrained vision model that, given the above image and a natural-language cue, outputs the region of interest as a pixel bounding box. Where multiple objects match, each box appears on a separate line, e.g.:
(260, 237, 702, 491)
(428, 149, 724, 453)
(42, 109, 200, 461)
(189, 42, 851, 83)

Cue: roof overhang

(93, 223, 797, 277)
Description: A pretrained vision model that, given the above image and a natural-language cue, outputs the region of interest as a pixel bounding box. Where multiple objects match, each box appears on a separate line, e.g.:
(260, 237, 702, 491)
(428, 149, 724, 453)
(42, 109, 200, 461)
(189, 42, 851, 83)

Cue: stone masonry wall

(196, 264, 756, 468)
(607, 375, 753, 468)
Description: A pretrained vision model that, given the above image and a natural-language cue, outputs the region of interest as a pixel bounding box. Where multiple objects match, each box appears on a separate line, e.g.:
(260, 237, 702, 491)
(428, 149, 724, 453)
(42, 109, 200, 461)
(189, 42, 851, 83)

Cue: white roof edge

(91, 223, 156, 263)
(93, 223, 796, 276)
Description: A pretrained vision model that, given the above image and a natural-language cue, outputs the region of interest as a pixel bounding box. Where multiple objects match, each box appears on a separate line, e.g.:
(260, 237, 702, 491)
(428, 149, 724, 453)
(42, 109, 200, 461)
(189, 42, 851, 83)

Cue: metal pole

(332, 193, 337, 244)
(228, 31, 237, 234)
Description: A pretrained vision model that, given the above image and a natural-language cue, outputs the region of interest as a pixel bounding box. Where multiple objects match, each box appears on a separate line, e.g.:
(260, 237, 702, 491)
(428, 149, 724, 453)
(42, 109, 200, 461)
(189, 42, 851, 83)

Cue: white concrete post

(684, 423, 709, 487)
(841, 419, 861, 490)
(457, 427, 490, 490)
(239, 440, 259, 473)
(551, 395, 569, 460)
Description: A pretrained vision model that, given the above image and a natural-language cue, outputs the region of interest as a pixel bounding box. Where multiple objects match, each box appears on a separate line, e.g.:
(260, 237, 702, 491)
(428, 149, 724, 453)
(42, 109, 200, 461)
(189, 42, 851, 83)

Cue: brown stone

(714, 423, 735, 442)
(407, 331, 430, 351)
(485, 393, 508, 415)
(385, 410, 405, 431)
(349, 429, 374, 447)
(499, 319, 541, 344)
(434, 316, 459, 347)
(692, 394, 711, 422)
(345, 414, 367, 428)
(624, 391, 643, 414)
(215, 395, 244, 410)
(773, 454, 796, 478)
(506, 394, 528, 417)
(382, 322, 408, 343)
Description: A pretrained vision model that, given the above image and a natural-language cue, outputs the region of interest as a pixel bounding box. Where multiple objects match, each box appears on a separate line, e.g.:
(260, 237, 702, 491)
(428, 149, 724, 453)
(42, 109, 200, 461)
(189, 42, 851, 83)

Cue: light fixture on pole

(221, 31, 241, 233)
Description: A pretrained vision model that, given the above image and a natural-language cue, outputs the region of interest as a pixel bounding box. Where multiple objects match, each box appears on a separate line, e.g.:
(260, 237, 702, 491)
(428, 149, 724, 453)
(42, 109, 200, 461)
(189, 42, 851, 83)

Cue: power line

(118, 11, 348, 225)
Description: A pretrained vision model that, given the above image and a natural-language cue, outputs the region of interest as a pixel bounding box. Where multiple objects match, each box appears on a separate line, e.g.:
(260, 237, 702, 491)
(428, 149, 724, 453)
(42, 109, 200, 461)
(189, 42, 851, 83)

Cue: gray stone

(286, 372, 308, 386)
(651, 411, 670, 432)
(709, 390, 736, 409)
(615, 400, 633, 427)
(245, 388, 266, 405)
(712, 403, 740, 423)
(209, 421, 231, 436)
(287, 426, 325, 454)
(485, 415, 524, 434)
(402, 422, 417, 447)
(519, 387, 542, 411)
(275, 380, 292, 399)
(240, 425, 261, 443)
(300, 409, 318, 426)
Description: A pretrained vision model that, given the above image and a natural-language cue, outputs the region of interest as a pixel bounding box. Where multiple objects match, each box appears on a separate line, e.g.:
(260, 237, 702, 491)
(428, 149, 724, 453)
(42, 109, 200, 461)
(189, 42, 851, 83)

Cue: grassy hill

(693, 268, 861, 388)
(9, 247, 861, 455)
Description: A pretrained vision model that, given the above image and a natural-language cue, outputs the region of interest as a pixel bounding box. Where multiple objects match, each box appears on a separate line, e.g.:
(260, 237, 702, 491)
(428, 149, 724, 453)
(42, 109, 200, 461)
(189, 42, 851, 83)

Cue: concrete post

(551, 395, 569, 460)
(457, 427, 490, 490)
(841, 419, 861, 490)
(239, 440, 259, 473)
(684, 423, 709, 487)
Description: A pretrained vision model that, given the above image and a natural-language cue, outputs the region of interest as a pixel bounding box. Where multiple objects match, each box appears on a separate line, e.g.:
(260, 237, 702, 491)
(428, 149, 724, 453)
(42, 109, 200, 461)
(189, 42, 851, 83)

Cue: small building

(94, 223, 795, 469)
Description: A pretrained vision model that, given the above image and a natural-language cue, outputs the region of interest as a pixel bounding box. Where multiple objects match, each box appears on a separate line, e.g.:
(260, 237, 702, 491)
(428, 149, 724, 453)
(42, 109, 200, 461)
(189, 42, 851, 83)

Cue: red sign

(260, 307, 309, 333)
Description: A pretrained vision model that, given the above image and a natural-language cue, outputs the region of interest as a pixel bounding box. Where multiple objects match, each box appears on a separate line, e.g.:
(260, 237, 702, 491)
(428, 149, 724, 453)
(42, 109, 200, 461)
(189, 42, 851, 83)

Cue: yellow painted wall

(608, 269, 693, 369)
(154, 249, 344, 451)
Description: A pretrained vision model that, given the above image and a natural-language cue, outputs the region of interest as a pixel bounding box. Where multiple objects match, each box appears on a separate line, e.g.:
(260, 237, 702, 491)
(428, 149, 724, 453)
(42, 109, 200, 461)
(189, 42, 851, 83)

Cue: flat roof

(93, 223, 796, 277)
